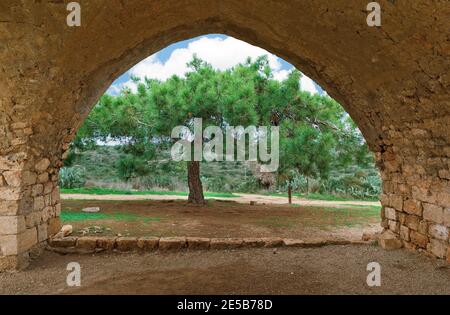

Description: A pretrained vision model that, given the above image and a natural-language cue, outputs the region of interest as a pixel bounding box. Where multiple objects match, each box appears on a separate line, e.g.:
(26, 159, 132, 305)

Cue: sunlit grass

(61, 210, 161, 223)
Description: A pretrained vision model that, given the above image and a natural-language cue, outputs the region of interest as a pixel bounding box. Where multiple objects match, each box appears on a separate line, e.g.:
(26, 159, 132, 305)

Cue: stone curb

(47, 236, 373, 254)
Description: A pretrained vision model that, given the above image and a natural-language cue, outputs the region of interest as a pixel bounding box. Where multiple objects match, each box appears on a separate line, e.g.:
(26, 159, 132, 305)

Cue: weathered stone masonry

(0, 1, 449, 270)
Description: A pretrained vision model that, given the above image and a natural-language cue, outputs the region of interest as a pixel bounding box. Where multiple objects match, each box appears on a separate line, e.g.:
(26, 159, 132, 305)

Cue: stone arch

(0, 0, 449, 270)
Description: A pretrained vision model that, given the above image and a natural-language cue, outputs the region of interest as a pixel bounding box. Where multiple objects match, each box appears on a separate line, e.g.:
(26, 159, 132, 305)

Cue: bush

(62, 150, 77, 167)
(59, 167, 86, 189)
(117, 155, 150, 181)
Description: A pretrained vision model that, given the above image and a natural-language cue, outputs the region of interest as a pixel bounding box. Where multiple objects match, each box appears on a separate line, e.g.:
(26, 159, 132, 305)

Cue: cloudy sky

(108, 34, 324, 95)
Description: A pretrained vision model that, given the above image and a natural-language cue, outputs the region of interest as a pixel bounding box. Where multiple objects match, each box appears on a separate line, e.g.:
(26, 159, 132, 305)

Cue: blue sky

(108, 34, 324, 95)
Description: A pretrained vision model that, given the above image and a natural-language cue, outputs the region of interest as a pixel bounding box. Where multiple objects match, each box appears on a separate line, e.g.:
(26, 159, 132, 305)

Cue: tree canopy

(70, 55, 374, 203)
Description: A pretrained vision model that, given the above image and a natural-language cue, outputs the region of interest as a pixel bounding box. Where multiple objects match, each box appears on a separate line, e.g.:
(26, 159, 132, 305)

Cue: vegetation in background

(60, 187, 236, 198)
(62, 55, 380, 202)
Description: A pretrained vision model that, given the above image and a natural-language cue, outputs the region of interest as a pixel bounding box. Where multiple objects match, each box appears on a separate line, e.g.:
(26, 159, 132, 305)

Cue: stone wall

(0, 0, 449, 270)
(0, 153, 61, 269)
(379, 119, 450, 258)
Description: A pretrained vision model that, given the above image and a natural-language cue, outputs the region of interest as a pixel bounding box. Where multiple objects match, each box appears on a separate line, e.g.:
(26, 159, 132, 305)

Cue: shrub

(59, 167, 86, 188)
(117, 155, 150, 181)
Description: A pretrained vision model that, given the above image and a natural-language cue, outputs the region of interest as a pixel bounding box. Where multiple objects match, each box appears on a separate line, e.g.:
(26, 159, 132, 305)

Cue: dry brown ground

(61, 199, 382, 241)
(1, 246, 449, 295)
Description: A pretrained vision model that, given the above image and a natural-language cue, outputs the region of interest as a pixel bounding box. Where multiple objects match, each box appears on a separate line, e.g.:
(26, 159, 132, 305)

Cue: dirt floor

(1, 246, 449, 295)
(60, 199, 382, 240)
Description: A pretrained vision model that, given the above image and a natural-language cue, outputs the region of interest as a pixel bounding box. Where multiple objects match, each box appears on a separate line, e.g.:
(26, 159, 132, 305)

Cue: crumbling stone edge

(46, 236, 374, 254)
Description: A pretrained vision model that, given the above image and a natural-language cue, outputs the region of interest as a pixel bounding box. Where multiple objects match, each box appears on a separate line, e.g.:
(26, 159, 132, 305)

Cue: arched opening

(0, 1, 448, 282)
(59, 34, 382, 244)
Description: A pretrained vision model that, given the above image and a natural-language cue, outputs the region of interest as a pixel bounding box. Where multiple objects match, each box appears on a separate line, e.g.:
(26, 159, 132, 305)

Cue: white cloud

(109, 35, 320, 95)
(300, 76, 319, 95)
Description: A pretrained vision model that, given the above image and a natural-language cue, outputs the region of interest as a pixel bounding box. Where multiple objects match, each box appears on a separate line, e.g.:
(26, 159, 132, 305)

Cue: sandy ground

(61, 193, 380, 208)
(1, 246, 449, 295)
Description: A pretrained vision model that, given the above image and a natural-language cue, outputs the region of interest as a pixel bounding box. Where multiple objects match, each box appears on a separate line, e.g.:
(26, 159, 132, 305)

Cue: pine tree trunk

(288, 183, 292, 205)
(187, 161, 205, 204)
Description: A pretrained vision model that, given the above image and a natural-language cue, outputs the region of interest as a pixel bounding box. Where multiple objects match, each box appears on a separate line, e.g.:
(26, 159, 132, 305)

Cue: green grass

(321, 206, 380, 217)
(61, 210, 161, 223)
(269, 192, 379, 202)
(335, 204, 382, 211)
(60, 187, 237, 198)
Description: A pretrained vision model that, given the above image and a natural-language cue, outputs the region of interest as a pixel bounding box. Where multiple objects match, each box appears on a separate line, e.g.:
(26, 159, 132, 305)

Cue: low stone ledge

(261, 237, 284, 248)
(187, 237, 210, 250)
(116, 237, 138, 251)
(48, 236, 77, 248)
(159, 237, 186, 250)
(210, 238, 243, 250)
(242, 238, 265, 248)
(137, 236, 159, 250)
(45, 236, 390, 255)
(96, 236, 117, 250)
(76, 236, 97, 250)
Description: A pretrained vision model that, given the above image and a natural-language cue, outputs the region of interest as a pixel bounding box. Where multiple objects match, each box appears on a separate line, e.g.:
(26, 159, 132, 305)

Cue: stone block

(35, 158, 50, 173)
(186, 237, 210, 250)
(0, 187, 22, 201)
(137, 236, 159, 250)
(0, 215, 26, 235)
(384, 207, 397, 220)
(242, 238, 265, 248)
(37, 173, 49, 183)
(2, 171, 22, 187)
(410, 230, 428, 248)
(17, 228, 38, 254)
(49, 236, 77, 248)
(283, 239, 306, 247)
(210, 238, 243, 250)
(43, 182, 53, 194)
(444, 208, 450, 227)
(390, 194, 403, 210)
(22, 171, 37, 186)
(423, 203, 444, 224)
(159, 237, 186, 250)
(31, 184, 43, 197)
(378, 230, 402, 250)
(418, 220, 428, 235)
(33, 196, 45, 212)
(403, 199, 422, 216)
(47, 217, 61, 237)
(76, 237, 97, 250)
(388, 220, 400, 233)
(0, 200, 19, 216)
(400, 225, 410, 241)
(427, 239, 447, 258)
(37, 224, 48, 242)
(116, 237, 138, 251)
(405, 215, 420, 231)
(97, 237, 117, 250)
(262, 237, 284, 247)
(428, 224, 448, 241)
